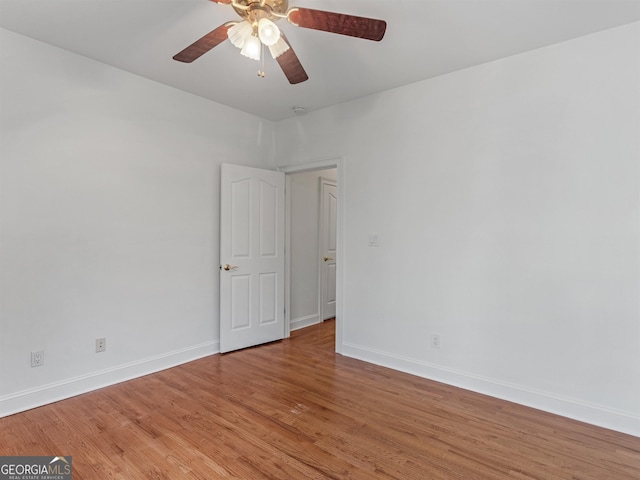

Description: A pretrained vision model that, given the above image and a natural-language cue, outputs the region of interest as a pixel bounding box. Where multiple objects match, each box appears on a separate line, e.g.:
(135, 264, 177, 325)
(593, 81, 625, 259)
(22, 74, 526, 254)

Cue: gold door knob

(323, 256, 334, 262)
(221, 264, 239, 271)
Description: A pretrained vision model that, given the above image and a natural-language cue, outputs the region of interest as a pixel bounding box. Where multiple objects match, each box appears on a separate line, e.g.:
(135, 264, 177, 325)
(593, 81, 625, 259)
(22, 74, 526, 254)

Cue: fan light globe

(227, 20, 253, 49)
(240, 35, 261, 60)
(258, 18, 281, 46)
(268, 36, 290, 59)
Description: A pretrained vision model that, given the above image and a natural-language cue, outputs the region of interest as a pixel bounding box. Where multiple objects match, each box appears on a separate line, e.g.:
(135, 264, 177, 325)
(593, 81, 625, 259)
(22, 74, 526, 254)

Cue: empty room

(1, 0, 639, 478)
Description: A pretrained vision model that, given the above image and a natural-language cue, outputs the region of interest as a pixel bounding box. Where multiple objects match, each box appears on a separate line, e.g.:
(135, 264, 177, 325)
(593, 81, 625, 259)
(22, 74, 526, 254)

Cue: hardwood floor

(1, 319, 638, 479)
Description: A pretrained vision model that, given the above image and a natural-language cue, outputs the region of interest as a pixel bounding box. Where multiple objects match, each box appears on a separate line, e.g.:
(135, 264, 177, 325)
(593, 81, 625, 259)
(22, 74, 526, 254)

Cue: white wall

(289, 169, 337, 330)
(2, 22, 638, 437)
(275, 23, 640, 436)
(0, 29, 274, 414)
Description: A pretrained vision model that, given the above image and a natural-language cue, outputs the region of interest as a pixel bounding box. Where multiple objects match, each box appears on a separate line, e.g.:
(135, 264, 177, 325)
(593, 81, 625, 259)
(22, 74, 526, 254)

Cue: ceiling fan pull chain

(258, 42, 266, 78)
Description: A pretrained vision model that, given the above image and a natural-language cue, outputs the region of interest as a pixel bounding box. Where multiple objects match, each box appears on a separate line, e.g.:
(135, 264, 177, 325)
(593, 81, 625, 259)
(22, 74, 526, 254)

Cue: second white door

(320, 179, 337, 320)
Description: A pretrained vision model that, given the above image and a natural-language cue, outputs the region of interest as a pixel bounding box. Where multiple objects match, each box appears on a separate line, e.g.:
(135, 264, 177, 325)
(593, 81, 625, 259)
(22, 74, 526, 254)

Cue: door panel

(259, 181, 278, 256)
(220, 164, 285, 353)
(259, 273, 277, 325)
(231, 179, 251, 257)
(231, 275, 251, 330)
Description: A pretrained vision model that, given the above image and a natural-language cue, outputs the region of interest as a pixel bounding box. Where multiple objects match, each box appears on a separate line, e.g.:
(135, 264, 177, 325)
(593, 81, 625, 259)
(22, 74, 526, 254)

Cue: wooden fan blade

(288, 8, 386, 41)
(275, 34, 308, 84)
(173, 23, 233, 63)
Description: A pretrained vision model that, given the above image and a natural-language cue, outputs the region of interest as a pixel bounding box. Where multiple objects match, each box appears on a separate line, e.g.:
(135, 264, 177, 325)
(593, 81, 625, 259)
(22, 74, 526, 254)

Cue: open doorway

(286, 168, 337, 333)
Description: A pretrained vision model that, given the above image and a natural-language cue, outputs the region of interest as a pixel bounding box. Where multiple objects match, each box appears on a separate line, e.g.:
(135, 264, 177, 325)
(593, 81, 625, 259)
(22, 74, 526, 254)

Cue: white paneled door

(320, 179, 337, 320)
(220, 164, 285, 353)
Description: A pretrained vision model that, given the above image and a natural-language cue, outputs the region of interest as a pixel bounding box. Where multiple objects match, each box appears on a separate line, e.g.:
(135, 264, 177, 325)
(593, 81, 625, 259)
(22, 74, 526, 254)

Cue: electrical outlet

(95, 337, 106, 353)
(430, 334, 441, 349)
(31, 350, 44, 367)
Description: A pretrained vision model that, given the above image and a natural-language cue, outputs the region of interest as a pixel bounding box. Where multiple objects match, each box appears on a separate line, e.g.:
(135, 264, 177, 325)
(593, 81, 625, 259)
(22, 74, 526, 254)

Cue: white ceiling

(1, 0, 638, 121)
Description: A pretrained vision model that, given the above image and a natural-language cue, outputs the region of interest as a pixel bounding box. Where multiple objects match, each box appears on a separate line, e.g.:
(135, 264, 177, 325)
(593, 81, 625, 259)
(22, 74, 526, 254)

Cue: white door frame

(280, 157, 344, 354)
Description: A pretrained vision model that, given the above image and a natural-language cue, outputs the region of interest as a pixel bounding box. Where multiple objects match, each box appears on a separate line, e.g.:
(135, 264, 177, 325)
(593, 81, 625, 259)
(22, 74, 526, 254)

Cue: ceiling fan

(173, 0, 387, 84)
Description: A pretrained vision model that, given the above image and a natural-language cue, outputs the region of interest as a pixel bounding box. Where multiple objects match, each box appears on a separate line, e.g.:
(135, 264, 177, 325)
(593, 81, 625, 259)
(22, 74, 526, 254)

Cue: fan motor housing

(233, 0, 289, 22)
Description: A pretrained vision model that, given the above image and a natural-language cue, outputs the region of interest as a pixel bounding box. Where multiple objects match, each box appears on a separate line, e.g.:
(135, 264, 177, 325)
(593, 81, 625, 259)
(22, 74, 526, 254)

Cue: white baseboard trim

(0, 340, 219, 418)
(342, 341, 640, 437)
(290, 313, 321, 331)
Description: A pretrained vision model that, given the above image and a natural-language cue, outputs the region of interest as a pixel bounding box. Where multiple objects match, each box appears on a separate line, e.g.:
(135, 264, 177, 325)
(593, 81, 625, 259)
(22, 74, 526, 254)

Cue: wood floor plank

(1, 319, 638, 479)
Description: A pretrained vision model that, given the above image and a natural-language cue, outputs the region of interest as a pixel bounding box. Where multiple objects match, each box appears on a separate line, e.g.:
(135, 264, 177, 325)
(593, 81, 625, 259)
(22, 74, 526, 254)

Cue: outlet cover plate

(31, 350, 44, 367)
(95, 338, 106, 353)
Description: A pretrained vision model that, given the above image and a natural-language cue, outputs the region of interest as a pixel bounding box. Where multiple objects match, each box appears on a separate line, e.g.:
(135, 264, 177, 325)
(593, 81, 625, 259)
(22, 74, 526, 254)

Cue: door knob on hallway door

(221, 264, 239, 271)
(323, 257, 334, 262)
